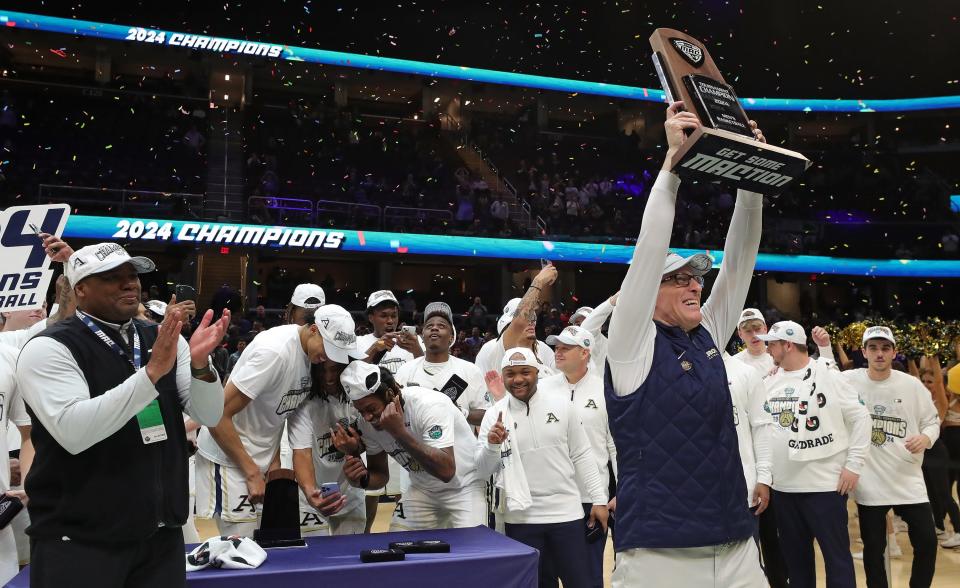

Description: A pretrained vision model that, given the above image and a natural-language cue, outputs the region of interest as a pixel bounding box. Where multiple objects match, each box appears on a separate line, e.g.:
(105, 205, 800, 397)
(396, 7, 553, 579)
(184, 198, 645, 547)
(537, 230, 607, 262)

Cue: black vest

(24, 316, 188, 542)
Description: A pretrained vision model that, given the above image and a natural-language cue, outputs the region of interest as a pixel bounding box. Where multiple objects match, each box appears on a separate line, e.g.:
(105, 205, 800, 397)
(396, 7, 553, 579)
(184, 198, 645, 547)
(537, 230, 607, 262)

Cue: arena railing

(383, 206, 454, 230)
(38, 184, 206, 218)
(315, 200, 383, 229)
(248, 196, 315, 226)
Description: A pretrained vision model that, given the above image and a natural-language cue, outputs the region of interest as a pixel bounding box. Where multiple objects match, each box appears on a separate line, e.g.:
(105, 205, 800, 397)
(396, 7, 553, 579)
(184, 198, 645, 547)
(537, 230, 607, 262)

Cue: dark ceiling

(3, 0, 958, 99)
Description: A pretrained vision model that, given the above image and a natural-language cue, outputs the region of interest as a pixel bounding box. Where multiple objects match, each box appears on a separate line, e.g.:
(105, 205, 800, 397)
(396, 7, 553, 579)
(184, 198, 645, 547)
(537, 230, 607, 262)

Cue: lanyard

(76, 310, 141, 370)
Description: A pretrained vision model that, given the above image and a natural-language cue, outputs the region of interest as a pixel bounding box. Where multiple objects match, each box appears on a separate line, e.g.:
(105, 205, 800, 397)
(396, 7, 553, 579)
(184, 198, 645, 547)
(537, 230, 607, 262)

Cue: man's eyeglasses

(660, 273, 704, 287)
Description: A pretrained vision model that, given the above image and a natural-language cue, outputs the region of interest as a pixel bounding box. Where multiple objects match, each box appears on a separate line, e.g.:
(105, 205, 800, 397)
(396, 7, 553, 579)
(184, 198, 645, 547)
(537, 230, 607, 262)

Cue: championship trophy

(650, 29, 810, 193)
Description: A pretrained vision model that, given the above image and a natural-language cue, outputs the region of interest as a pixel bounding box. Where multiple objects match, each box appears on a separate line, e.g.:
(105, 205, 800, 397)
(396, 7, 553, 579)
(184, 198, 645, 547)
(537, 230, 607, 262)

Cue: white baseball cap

(290, 283, 325, 309)
(497, 298, 522, 334)
(366, 290, 399, 310)
(144, 300, 167, 317)
(570, 306, 594, 324)
(314, 304, 366, 364)
(738, 308, 765, 327)
(663, 252, 713, 276)
(862, 325, 896, 346)
(341, 361, 382, 402)
(65, 242, 155, 286)
(757, 321, 807, 345)
(546, 325, 594, 349)
(500, 347, 541, 371)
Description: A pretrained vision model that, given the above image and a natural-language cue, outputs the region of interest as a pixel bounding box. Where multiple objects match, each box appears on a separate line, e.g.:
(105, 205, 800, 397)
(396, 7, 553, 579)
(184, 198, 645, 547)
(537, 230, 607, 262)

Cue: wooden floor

(196, 501, 960, 586)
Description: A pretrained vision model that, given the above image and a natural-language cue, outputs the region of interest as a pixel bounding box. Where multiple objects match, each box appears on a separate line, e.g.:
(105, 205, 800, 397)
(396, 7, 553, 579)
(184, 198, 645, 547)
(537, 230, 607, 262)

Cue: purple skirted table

(8, 526, 538, 587)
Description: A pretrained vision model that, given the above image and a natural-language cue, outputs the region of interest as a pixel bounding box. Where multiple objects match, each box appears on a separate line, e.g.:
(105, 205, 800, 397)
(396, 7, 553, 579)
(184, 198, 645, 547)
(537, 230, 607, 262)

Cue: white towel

(491, 397, 533, 513)
(789, 358, 850, 462)
(186, 536, 268, 572)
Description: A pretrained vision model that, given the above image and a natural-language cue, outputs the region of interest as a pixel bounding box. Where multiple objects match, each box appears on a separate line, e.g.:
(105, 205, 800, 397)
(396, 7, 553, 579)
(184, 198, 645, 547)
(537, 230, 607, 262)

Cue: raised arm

(607, 102, 697, 395)
(579, 295, 616, 340)
(503, 265, 557, 351)
(700, 124, 766, 349)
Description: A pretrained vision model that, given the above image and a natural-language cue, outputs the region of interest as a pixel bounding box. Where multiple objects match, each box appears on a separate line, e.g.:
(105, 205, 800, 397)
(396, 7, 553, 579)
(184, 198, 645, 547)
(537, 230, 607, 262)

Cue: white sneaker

(942, 533, 960, 548)
(937, 528, 949, 539)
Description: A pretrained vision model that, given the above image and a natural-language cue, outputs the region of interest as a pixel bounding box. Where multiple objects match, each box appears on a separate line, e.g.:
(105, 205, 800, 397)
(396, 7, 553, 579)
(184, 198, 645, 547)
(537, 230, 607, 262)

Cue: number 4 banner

(0, 204, 70, 311)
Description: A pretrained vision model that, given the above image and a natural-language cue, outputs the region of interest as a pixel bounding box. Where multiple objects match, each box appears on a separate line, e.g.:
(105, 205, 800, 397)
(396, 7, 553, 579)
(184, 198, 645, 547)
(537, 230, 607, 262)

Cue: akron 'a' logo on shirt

(584, 399, 598, 410)
(546, 413, 559, 424)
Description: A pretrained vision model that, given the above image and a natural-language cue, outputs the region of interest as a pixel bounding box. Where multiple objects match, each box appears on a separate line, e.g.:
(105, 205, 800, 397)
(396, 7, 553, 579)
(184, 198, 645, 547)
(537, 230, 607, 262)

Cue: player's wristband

(191, 364, 214, 379)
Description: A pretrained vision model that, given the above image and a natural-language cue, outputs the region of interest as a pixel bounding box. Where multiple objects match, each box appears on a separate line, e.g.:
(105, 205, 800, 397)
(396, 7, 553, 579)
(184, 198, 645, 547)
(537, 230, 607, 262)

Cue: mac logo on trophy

(651, 28, 810, 193)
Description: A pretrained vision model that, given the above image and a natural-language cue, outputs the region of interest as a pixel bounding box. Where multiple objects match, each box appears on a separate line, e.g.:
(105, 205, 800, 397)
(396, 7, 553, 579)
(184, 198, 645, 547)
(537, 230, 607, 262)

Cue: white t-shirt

(197, 324, 312, 470)
(395, 356, 490, 417)
(734, 348, 775, 376)
(841, 369, 941, 506)
(540, 370, 617, 502)
(358, 386, 480, 494)
(356, 333, 417, 376)
(763, 358, 871, 493)
(724, 355, 772, 505)
(0, 345, 30, 492)
(474, 338, 556, 378)
(287, 394, 366, 517)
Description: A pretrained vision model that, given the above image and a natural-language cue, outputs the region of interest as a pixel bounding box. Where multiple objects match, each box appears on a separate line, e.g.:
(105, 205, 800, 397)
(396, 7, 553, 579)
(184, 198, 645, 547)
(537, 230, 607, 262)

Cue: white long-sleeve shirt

(841, 369, 941, 506)
(540, 370, 617, 503)
(764, 357, 871, 493)
(0, 319, 47, 349)
(578, 299, 613, 370)
(476, 389, 606, 525)
(607, 171, 763, 396)
(724, 354, 772, 505)
(16, 314, 223, 456)
(0, 345, 31, 492)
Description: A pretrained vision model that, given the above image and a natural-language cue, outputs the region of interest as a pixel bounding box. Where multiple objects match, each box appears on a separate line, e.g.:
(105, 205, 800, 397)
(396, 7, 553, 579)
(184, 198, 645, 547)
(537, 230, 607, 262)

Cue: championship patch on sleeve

(427, 425, 443, 440)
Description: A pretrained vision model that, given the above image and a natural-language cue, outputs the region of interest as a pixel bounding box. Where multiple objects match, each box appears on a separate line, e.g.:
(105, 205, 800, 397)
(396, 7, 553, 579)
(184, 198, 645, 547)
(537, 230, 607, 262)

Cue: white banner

(0, 204, 70, 311)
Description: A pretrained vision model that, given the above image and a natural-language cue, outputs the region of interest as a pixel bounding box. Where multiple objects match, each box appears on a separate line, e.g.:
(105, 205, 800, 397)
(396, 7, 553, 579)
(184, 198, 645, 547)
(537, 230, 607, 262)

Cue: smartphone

(540, 258, 552, 269)
(401, 325, 417, 337)
(320, 482, 340, 498)
(174, 284, 197, 302)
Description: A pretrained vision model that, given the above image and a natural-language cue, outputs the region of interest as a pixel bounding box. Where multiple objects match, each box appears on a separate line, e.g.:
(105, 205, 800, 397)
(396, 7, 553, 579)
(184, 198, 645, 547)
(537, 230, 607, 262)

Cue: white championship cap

(496, 298, 523, 334)
(738, 308, 766, 327)
(570, 306, 594, 324)
(291, 283, 326, 309)
(757, 321, 807, 345)
(500, 347, 541, 371)
(862, 325, 896, 346)
(546, 325, 594, 349)
(314, 304, 366, 364)
(65, 242, 155, 287)
(144, 300, 167, 317)
(663, 252, 713, 276)
(341, 361, 382, 402)
(366, 290, 399, 310)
